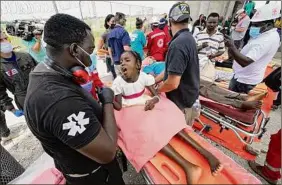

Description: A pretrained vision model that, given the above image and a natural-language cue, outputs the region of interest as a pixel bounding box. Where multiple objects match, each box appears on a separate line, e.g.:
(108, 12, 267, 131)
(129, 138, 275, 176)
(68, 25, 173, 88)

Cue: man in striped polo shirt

(195, 12, 225, 61)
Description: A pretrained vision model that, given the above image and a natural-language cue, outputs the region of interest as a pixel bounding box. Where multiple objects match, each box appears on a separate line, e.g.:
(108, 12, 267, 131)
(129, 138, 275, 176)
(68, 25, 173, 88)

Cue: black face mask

(110, 24, 116, 29)
(168, 21, 173, 37)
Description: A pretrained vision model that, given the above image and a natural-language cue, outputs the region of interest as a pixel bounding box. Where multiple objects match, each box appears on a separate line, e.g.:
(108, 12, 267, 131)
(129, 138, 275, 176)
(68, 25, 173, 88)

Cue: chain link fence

(1, 1, 154, 41)
(1, 1, 154, 24)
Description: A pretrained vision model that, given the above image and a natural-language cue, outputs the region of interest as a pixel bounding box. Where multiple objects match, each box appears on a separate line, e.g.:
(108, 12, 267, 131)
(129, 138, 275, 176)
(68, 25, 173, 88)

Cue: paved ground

(3, 51, 281, 184)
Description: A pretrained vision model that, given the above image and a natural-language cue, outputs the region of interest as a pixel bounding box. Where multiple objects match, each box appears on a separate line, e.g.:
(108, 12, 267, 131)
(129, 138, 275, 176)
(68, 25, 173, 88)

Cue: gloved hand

(98, 88, 114, 105)
(12, 110, 24, 117)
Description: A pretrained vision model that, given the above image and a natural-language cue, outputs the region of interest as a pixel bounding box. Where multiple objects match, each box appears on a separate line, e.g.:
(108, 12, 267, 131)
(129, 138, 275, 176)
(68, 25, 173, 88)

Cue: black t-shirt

(164, 29, 200, 109)
(24, 63, 103, 175)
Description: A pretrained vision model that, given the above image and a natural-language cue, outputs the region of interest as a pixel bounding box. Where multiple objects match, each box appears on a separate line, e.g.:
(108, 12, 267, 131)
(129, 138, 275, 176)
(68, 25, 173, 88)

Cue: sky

(1, 1, 280, 21)
(114, 1, 175, 14)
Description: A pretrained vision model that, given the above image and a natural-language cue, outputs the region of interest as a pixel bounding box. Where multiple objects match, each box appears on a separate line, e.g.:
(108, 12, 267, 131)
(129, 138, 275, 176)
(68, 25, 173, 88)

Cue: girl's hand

(144, 96, 159, 111)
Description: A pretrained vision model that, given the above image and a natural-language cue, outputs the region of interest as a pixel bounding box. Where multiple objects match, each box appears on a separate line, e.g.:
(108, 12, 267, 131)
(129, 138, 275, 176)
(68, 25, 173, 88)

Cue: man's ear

(69, 43, 79, 57)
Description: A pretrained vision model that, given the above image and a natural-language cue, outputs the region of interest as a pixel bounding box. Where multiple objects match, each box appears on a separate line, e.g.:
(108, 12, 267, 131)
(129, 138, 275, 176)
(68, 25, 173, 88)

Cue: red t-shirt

(163, 25, 172, 42)
(147, 28, 169, 61)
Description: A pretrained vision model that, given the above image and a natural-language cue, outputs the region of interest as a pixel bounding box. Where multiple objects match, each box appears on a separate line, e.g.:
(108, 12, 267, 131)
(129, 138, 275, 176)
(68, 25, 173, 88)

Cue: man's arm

(122, 31, 131, 51)
(224, 35, 254, 67)
(209, 39, 225, 59)
(157, 74, 181, 93)
(234, 27, 246, 32)
(197, 42, 209, 52)
(32, 39, 41, 53)
(97, 37, 105, 50)
(155, 71, 164, 84)
(49, 92, 118, 164)
(123, 45, 131, 51)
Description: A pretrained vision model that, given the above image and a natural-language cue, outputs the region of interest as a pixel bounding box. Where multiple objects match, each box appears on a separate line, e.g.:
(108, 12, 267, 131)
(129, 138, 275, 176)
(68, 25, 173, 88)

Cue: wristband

(153, 96, 160, 101)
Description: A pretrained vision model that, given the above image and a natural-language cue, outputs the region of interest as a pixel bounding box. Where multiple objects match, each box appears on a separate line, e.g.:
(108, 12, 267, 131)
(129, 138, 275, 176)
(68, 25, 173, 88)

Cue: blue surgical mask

(249, 27, 261, 38)
(81, 81, 93, 93)
(88, 53, 97, 73)
(75, 45, 95, 74)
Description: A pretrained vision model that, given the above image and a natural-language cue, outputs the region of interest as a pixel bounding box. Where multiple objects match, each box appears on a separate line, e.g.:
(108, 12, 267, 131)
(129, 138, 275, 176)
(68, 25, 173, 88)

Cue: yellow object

(274, 19, 281, 29)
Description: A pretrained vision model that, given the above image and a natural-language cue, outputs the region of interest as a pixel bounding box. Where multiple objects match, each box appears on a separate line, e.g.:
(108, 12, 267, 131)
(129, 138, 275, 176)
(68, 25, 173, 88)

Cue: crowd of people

(0, 1, 281, 185)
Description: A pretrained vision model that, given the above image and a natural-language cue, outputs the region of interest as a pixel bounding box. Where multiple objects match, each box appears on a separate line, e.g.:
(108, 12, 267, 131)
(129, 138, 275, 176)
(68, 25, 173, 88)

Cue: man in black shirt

(157, 2, 200, 126)
(24, 14, 124, 185)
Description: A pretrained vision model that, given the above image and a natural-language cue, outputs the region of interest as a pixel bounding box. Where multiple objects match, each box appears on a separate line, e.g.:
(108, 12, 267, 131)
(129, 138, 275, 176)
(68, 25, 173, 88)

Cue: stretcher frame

(197, 105, 268, 146)
(140, 169, 154, 184)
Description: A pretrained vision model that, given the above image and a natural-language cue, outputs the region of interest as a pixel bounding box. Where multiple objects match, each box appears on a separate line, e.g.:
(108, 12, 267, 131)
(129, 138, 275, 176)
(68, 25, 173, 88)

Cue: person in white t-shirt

(224, 3, 281, 94)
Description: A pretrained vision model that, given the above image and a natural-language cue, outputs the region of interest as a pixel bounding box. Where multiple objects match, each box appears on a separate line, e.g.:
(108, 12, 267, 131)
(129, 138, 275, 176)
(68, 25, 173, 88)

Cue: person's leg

(161, 144, 202, 184)
(177, 130, 223, 176)
(183, 108, 197, 126)
(111, 65, 117, 79)
(200, 79, 262, 109)
(114, 64, 121, 77)
(105, 57, 112, 73)
(0, 110, 10, 139)
(248, 129, 281, 184)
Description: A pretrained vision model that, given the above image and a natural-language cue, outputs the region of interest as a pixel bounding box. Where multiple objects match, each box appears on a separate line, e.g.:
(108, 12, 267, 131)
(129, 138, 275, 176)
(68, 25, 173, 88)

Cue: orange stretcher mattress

(143, 128, 261, 184)
(193, 65, 276, 160)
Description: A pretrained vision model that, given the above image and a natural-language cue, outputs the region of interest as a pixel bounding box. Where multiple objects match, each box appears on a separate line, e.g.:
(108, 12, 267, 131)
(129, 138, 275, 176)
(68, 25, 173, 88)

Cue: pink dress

(112, 72, 189, 172)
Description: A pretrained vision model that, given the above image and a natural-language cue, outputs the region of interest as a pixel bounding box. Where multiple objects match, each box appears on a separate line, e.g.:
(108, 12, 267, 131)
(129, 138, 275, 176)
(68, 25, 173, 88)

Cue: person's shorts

(183, 107, 200, 126)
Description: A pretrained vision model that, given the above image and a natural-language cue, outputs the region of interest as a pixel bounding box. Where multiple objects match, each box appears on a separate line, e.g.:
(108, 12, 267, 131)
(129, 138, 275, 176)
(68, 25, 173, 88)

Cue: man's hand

(224, 34, 235, 48)
(208, 54, 216, 59)
(144, 97, 159, 111)
(98, 88, 114, 105)
(202, 42, 209, 49)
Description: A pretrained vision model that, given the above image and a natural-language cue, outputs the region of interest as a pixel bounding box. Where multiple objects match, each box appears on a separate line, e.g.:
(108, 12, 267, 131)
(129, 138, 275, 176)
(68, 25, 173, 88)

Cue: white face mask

(0, 42, 13, 53)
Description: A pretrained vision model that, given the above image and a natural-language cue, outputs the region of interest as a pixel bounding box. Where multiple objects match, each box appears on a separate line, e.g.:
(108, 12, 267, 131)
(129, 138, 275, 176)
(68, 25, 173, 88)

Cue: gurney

(140, 128, 261, 184)
(9, 128, 261, 184)
(193, 65, 277, 160)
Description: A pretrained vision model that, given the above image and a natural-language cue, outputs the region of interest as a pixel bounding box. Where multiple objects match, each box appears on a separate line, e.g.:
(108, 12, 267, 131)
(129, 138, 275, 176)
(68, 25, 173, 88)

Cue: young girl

(112, 51, 222, 184)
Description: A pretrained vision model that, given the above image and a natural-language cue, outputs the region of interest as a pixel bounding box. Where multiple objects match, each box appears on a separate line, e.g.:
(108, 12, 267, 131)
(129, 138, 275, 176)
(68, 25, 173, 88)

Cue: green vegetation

(1, 16, 144, 52)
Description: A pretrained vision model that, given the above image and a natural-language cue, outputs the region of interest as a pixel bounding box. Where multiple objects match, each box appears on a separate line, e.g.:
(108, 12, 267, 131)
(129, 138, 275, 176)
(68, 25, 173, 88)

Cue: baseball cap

(159, 18, 167, 25)
(169, 2, 190, 22)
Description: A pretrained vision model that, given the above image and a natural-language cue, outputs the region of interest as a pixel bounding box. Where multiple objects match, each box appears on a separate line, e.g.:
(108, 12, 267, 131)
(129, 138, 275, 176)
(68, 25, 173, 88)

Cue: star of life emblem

(63, 112, 90, 136)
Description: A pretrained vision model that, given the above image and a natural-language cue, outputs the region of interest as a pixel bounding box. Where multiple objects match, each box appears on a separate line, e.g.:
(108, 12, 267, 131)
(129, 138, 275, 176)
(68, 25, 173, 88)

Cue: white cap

(251, 3, 281, 22)
(151, 16, 159, 26)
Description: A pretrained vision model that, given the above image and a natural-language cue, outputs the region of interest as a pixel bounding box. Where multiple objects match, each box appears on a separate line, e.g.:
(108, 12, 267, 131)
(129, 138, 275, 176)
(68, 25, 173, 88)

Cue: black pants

(64, 158, 125, 185)
(0, 110, 10, 138)
(229, 76, 255, 94)
(105, 57, 117, 79)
